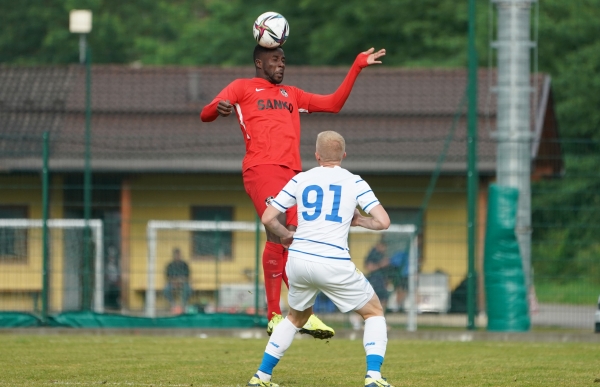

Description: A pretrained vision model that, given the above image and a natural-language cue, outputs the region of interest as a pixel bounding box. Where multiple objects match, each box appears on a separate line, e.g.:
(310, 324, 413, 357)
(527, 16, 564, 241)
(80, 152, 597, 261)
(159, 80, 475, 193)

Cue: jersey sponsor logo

(256, 88, 265, 92)
(280, 88, 288, 97)
(257, 99, 294, 113)
(265, 195, 275, 206)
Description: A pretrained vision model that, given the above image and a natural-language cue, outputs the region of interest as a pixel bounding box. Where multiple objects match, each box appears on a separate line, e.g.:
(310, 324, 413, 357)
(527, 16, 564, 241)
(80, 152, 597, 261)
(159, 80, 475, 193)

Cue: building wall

(0, 174, 64, 311)
(126, 173, 468, 310)
(0, 172, 470, 312)
(126, 173, 261, 310)
(361, 174, 468, 291)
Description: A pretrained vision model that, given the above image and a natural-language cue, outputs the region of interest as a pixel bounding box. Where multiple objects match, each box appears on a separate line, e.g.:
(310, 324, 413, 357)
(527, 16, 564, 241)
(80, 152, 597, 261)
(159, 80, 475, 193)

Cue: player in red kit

(200, 44, 385, 339)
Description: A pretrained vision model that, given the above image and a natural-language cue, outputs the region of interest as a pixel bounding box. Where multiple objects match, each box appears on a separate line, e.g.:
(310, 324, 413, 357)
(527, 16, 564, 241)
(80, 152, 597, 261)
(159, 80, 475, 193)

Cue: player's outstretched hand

(217, 100, 233, 117)
(362, 47, 386, 66)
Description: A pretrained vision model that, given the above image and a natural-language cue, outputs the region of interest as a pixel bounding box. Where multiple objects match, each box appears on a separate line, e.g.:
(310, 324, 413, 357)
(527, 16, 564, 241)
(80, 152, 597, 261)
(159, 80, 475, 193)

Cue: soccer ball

(253, 12, 289, 48)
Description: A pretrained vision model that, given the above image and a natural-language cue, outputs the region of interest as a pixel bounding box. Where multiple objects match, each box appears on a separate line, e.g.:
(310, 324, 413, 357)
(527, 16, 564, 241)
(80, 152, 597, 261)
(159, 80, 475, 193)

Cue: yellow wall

(0, 172, 470, 312)
(0, 175, 64, 311)
(127, 174, 266, 310)
(127, 173, 469, 311)
(357, 174, 468, 290)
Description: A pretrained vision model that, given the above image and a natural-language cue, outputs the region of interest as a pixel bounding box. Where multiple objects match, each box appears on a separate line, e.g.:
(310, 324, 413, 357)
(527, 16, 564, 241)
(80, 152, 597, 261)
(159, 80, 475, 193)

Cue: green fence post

(467, 0, 479, 330)
(41, 132, 50, 323)
(214, 214, 221, 310)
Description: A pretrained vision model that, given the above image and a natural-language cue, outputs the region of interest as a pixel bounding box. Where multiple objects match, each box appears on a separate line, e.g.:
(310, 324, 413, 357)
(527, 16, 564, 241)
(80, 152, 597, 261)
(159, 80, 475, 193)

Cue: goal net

(0, 219, 104, 314)
(146, 220, 419, 330)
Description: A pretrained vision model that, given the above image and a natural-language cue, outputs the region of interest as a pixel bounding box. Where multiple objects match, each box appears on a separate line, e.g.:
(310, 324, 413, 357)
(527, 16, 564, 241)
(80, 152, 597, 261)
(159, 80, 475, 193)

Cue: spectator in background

(364, 239, 390, 311)
(104, 246, 120, 310)
(388, 250, 409, 311)
(163, 248, 191, 314)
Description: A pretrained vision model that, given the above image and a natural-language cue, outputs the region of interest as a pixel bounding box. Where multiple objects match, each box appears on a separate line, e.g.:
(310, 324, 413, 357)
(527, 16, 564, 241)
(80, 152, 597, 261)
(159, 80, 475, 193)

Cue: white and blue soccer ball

(253, 12, 289, 48)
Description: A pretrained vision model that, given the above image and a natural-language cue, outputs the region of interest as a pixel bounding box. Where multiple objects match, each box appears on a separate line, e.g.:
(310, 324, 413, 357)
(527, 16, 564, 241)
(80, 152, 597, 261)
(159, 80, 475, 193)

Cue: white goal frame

(0, 219, 104, 313)
(146, 220, 418, 330)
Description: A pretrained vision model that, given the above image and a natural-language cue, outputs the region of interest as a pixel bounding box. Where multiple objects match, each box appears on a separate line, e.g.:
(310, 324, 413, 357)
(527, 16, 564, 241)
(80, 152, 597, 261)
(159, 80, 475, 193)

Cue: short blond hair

(316, 131, 346, 162)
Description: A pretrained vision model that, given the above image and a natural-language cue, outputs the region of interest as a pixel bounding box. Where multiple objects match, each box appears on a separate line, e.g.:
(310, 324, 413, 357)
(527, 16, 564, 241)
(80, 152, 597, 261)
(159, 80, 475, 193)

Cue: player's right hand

(217, 100, 233, 117)
(281, 231, 295, 248)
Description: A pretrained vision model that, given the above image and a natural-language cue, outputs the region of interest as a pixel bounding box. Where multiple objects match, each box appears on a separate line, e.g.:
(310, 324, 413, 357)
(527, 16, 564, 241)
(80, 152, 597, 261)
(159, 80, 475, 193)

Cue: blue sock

(366, 354, 384, 375)
(258, 353, 280, 376)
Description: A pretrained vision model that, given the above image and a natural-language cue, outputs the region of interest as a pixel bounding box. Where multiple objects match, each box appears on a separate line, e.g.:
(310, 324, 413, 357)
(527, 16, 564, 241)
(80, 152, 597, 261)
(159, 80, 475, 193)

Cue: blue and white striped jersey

(271, 165, 380, 263)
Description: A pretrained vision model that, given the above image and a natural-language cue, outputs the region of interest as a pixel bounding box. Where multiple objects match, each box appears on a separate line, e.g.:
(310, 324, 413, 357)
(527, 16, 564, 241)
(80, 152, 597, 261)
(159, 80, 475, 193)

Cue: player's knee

(356, 296, 385, 320)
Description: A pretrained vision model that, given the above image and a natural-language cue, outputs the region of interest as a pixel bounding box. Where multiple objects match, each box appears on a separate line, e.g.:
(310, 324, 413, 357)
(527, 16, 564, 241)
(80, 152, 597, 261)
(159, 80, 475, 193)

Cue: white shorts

(285, 257, 375, 313)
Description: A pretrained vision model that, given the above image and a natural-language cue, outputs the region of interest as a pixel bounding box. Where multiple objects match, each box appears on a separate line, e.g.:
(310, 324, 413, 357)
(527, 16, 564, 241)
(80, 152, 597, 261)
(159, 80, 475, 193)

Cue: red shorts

(243, 164, 299, 227)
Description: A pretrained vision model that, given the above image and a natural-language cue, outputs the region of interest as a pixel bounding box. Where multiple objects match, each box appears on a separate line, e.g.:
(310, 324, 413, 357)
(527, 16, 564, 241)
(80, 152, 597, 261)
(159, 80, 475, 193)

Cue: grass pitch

(0, 334, 598, 387)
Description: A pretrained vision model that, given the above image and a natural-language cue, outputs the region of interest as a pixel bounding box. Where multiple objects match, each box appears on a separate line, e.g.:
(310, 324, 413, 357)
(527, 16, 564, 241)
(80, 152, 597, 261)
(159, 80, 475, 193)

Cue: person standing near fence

(247, 131, 393, 387)
(200, 44, 386, 338)
(163, 248, 192, 314)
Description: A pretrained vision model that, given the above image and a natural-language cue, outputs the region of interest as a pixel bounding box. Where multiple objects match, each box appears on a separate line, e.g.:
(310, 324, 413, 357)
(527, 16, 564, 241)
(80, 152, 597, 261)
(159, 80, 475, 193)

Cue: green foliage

(530, 0, 600, 284)
(538, 0, 600, 140)
(532, 153, 600, 283)
(0, 0, 488, 67)
(534, 278, 600, 305)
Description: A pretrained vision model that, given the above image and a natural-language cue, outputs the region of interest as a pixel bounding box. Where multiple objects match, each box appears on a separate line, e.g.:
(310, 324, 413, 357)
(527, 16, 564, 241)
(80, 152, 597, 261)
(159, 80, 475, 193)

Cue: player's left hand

(362, 47, 386, 66)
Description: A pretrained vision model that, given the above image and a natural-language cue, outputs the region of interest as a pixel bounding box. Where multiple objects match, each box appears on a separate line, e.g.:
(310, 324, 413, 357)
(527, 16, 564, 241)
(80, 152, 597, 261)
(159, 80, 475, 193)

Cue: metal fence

(0, 64, 598, 332)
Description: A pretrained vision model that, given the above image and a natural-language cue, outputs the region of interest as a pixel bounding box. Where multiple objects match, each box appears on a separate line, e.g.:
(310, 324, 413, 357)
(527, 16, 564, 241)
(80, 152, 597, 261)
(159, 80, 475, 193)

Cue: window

(191, 206, 233, 261)
(0, 206, 28, 263)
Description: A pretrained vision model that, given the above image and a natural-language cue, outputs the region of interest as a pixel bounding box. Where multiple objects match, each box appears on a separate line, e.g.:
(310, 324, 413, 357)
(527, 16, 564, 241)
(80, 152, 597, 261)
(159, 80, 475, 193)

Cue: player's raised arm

(351, 205, 390, 231)
(305, 48, 386, 114)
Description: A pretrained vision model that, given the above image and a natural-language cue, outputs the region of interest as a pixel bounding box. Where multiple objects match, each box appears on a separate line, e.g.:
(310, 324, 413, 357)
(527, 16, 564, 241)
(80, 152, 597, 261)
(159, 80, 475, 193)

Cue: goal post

(145, 220, 418, 330)
(351, 224, 419, 331)
(0, 218, 104, 313)
(145, 220, 262, 318)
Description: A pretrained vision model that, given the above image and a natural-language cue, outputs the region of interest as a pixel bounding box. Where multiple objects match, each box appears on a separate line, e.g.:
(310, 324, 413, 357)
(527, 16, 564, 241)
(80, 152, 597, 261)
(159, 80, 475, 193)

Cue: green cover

(484, 184, 530, 331)
(1, 311, 267, 329)
(0, 312, 41, 327)
(48, 311, 268, 328)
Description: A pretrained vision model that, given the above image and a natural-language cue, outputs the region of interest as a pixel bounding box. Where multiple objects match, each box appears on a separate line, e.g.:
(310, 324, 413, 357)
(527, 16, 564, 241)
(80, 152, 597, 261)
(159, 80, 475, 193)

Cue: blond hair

(316, 131, 346, 162)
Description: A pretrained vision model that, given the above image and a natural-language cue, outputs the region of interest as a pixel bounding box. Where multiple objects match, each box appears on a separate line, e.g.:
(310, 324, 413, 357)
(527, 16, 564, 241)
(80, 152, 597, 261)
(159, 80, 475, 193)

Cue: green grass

(534, 279, 600, 305)
(0, 335, 599, 386)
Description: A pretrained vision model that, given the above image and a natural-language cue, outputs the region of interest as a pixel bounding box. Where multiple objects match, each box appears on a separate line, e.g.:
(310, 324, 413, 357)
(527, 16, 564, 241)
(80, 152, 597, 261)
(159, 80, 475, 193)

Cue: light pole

(69, 10, 93, 310)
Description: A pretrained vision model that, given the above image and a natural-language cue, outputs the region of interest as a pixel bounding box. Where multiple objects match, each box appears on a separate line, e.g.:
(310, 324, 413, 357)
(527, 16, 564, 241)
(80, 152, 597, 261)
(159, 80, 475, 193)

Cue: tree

(531, 0, 600, 283)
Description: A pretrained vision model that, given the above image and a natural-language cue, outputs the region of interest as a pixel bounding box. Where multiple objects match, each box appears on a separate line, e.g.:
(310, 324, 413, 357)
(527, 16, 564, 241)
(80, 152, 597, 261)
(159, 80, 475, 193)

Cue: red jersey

(200, 53, 369, 172)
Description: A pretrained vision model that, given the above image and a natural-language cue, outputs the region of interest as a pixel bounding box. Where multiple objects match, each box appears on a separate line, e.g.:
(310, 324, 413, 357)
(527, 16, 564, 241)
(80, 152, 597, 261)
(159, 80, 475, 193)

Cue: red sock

(282, 248, 289, 288)
(263, 241, 285, 319)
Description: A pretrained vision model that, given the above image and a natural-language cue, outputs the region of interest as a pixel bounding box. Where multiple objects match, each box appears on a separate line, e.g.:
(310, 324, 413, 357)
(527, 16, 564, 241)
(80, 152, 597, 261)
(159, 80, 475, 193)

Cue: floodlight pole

(70, 9, 93, 311)
(82, 38, 92, 311)
(41, 132, 50, 322)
